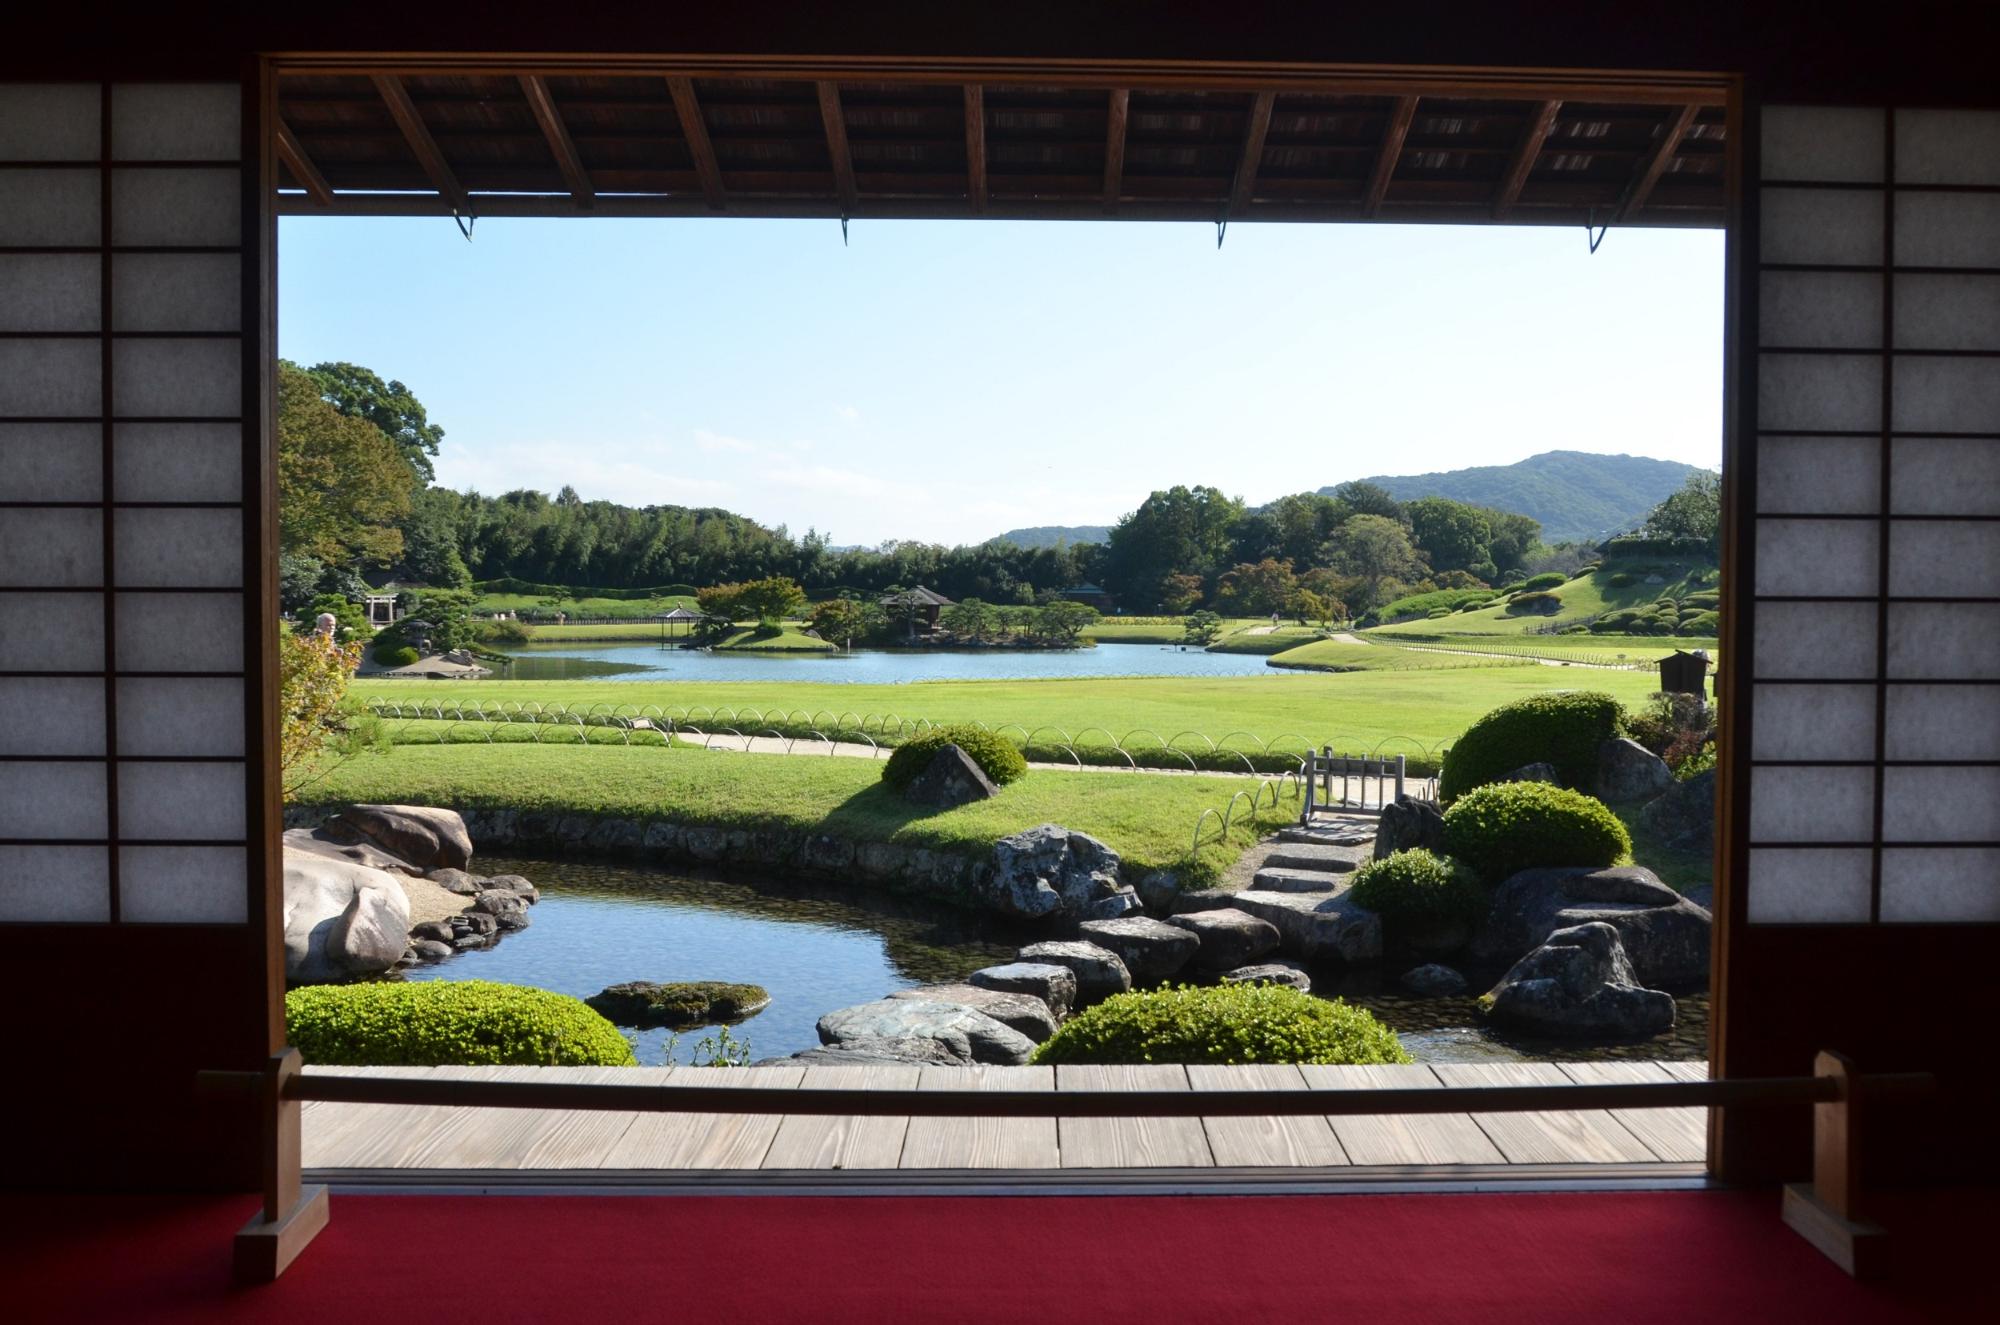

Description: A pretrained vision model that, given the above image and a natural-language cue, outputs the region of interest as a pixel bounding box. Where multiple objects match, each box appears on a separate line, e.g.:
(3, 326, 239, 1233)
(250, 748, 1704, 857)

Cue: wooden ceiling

(273, 69, 1728, 227)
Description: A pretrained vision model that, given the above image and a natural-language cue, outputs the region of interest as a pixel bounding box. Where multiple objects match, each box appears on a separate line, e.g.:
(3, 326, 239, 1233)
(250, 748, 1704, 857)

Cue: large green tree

(1323, 514, 1425, 612)
(1405, 496, 1492, 576)
(1641, 470, 1723, 549)
(277, 361, 416, 568)
(1104, 485, 1244, 610)
(305, 361, 447, 483)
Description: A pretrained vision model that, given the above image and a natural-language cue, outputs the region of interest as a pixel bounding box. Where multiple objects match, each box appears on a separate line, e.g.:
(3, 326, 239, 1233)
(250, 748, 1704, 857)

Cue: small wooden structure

(881, 585, 955, 636)
(362, 594, 399, 629)
(1062, 582, 1115, 611)
(1658, 649, 1711, 697)
(656, 605, 703, 640)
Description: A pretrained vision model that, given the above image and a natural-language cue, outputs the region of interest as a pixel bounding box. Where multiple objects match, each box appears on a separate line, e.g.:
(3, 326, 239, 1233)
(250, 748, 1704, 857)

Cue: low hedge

(1519, 572, 1568, 592)
(1437, 691, 1625, 800)
(1349, 848, 1487, 935)
(1030, 983, 1411, 1067)
(1441, 780, 1631, 885)
(1504, 590, 1563, 616)
(374, 644, 420, 667)
(881, 722, 1028, 792)
(286, 980, 638, 1067)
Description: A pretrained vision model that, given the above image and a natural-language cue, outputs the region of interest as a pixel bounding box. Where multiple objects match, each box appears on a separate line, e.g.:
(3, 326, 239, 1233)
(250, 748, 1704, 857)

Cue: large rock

(427, 867, 486, 897)
(817, 999, 1035, 1065)
(1637, 768, 1716, 852)
(1167, 909, 1280, 969)
(904, 743, 1000, 808)
(967, 962, 1077, 1019)
(1223, 888, 1383, 964)
(1016, 940, 1132, 1004)
(1373, 797, 1446, 862)
(1471, 865, 1711, 988)
(983, 824, 1126, 920)
(1480, 922, 1676, 1040)
(281, 826, 423, 876)
(1076, 916, 1199, 983)
(1400, 963, 1469, 997)
(282, 850, 413, 984)
(1500, 762, 1560, 785)
(888, 983, 1058, 1041)
(1596, 737, 1675, 803)
(323, 804, 473, 873)
(1220, 961, 1311, 992)
(586, 981, 771, 1029)
(771, 1037, 968, 1067)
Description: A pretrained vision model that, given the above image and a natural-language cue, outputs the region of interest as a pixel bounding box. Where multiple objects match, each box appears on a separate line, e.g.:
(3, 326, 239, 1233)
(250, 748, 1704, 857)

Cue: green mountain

(1339, 451, 1706, 544)
(987, 524, 1113, 549)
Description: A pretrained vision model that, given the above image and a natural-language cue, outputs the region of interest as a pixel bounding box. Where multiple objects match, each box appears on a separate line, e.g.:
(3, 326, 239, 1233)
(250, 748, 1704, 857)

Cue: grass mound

(286, 980, 637, 1067)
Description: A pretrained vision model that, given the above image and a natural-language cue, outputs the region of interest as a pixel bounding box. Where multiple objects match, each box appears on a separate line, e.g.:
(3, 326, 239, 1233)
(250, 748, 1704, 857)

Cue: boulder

(409, 919, 457, 945)
(483, 874, 540, 904)
(1400, 963, 1469, 997)
(770, 1037, 968, 1067)
(1135, 869, 1183, 912)
(1596, 737, 1674, 803)
(905, 743, 1001, 808)
(1637, 768, 1715, 852)
(471, 891, 531, 931)
(984, 824, 1126, 920)
(281, 827, 424, 876)
(1016, 940, 1132, 1004)
(324, 804, 473, 873)
(1076, 916, 1200, 983)
(1480, 922, 1676, 1039)
(1500, 762, 1560, 785)
(1223, 889, 1382, 964)
(586, 981, 771, 1029)
(1083, 888, 1144, 920)
(1471, 865, 1711, 988)
(407, 939, 454, 962)
(282, 850, 413, 984)
(817, 999, 1035, 1066)
(888, 983, 1058, 1041)
(967, 962, 1077, 1019)
(1166, 909, 1280, 970)
(1373, 797, 1446, 862)
(427, 867, 486, 897)
(1220, 961, 1311, 992)
(1248, 867, 1342, 894)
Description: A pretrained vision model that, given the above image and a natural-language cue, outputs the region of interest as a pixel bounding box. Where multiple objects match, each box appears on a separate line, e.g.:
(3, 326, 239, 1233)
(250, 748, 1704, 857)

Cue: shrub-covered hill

(1343, 451, 1706, 545)
(1370, 557, 1718, 638)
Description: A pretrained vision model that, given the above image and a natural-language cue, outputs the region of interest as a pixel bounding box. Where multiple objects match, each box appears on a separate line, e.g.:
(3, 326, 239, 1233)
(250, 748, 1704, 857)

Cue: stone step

(1260, 844, 1362, 873)
(1250, 867, 1344, 894)
(1277, 826, 1374, 847)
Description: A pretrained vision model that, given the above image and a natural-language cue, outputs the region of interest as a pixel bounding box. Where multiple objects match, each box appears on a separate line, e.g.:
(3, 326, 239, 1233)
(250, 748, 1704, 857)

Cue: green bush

(1677, 610, 1719, 635)
(1504, 590, 1563, 616)
(286, 980, 637, 1067)
(1030, 983, 1410, 1067)
(1441, 781, 1631, 884)
(1520, 572, 1568, 592)
(374, 644, 420, 667)
(1676, 740, 1717, 781)
(1607, 572, 1636, 587)
(881, 722, 1028, 792)
(1350, 848, 1487, 935)
(1438, 691, 1625, 799)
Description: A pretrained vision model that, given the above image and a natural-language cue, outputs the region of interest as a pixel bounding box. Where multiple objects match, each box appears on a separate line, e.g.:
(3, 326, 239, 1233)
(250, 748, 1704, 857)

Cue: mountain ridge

(1340, 450, 1706, 543)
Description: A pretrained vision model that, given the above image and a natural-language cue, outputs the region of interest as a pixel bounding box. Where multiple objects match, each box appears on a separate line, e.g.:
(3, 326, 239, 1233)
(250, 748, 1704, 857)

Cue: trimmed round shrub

(881, 722, 1027, 792)
(1441, 781, 1631, 885)
(1350, 848, 1487, 935)
(1520, 572, 1568, 592)
(286, 980, 637, 1067)
(1677, 610, 1719, 635)
(1504, 590, 1563, 616)
(1438, 691, 1626, 799)
(374, 644, 420, 667)
(1030, 983, 1410, 1067)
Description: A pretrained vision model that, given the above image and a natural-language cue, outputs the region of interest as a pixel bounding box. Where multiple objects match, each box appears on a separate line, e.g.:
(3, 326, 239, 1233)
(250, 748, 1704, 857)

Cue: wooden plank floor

(303, 1059, 1709, 1174)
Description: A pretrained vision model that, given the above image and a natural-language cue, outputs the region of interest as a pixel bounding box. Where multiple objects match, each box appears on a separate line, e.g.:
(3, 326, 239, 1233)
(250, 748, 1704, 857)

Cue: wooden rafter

(1102, 89, 1130, 213)
(816, 80, 858, 214)
(1226, 90, 1276, 215)
(1363, 95, 1418, 217)
(963, 85, 987, 212)
(666, 76, 725, 210)
(518, 75, 593, 209)
(371, 74, 469, 214)
(1620, 103, 1701, 220)
(273, 116, 332, 207)
(1494, 99, 1561, 219)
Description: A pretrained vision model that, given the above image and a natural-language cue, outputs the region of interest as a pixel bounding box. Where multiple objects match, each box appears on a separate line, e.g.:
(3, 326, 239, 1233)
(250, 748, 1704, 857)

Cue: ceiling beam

(1620, 103, 1701, 221)
(1362, 95, 1418, 217)
(1494, 99, 1561, 219)
(1102, 88, 1130, 214)
(816, 80, 858, 215)
(665, 77, 726, 210)
(518, 75, 593, 210)
(371, 74, 470, 215)
(1226, 90, 1276, 215)
(273, 117, 332, 207)
(963, 85, 987, 212)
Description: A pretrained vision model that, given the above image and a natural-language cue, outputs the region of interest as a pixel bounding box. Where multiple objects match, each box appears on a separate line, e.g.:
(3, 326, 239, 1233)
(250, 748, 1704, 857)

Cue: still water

(493, 640, 1303, 683)
(406, 856, 1706, 1066)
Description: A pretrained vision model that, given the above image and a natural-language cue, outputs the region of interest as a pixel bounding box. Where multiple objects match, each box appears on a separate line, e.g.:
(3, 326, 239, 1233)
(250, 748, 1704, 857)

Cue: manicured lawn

(1265, 639, 1538, 673)
(1204, 627, 1326, 655)
(711, 624, 835, 652)
(1084, 617, 1263, 644)
(471, 592, 698, 619)
(514, 622, 706, 642)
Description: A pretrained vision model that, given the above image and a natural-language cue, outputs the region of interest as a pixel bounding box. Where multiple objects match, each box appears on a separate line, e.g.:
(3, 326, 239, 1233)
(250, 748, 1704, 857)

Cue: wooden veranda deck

(303, 1059, 1709, 1181)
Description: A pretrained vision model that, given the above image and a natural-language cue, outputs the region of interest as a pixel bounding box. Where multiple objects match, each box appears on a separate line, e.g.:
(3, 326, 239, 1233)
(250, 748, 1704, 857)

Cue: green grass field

(471, 592, 698, 620)
(1265, 639, 1538, 673)
(1083, 617, 1265, 644)
(1203, 626, 1326, 655)
(1373, 635, 1719, 669)
(710, 625, 835, 652)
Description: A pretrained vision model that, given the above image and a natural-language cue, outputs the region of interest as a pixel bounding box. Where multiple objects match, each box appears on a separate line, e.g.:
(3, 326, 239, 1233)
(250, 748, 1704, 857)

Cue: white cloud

(762, 462, 929, 504)
(834, 404, 861, 422)
(693, 429, 759, 454)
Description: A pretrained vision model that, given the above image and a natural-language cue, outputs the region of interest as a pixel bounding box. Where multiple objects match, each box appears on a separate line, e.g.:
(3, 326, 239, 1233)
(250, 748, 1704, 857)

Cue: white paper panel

(118, 845, 247, 923)
(1747, 848, 1874, 923)
(0, 423, 100, 502)
(116, 761, 245, 840)
(1894, 275, 2000, 352)
(0, 85, 101, 160)
(0, 340, 102, 416)
(0, 762, 107, 838)
(112, 422, 241, 502)
(109, 169, 239, 247)
(1753, 601, 1880, 678)
(0, 170, 101, 246)
(110, 254, 241, 333)
(0, 593, 103, 672)
(111, 509, 242, 588)
(1757, 271, 1882, 348)
(1891, 438, 2000, 515)
(1755, 436, 1879, 514)
(1885, 684, 2000, 761)
(1761, 106, 1885, 183)
(1895, 109, 2000, 186)
(114, 593, 243, 672)
(1887, 603, 2000, 679)
(110, 85, 240, 162)
(1758, 189, 1883, 266)
(1754, 519, 1880, 596)
(1749, 766, 1877, 842)
(112, 338, 241, 418)
(1881, 766, 2000, 842)
(0, 678, 106, 756)
(1889, 521, 2000, 598)
(0, 508, 103, 587)
(1880, 849, 2000, 922)
(1894, 192, 2000, 269)
(0, 846, 111, 923)
(1752, 683, 1876, 761)
(115, 678, 244, 757)
(0, 254, 100, 332)
(1890, 356, 2000, 434)
(1757, 353, 1882, 431)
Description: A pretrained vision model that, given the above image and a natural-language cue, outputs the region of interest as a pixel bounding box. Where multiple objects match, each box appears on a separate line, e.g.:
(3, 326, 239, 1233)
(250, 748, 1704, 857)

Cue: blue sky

(280, 216, 1723, 547)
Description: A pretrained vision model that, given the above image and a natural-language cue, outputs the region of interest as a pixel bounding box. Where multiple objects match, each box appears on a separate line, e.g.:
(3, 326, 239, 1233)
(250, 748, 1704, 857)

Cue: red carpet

(2, 1189, 1987, 1323)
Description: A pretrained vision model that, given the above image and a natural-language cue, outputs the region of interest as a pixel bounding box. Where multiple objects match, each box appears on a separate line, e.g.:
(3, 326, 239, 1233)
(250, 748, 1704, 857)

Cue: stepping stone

(1225, 889, 1382, 965)
(1221, 961, 1312, 993)
(1250, 867, 1343, 894)
(968, 962, 1077, 1020)
(1016, 941, 1132, 1005)
(1169, 889, 1239, 915)
(1261, 844, 1362, 873)
(817, 998, 1034, 1066)
(1077, 916, 1199, 983)
(1166, 909, 1280, 970)
(889, 983, 1058, 1042)
(1278, 826, 1374, 847)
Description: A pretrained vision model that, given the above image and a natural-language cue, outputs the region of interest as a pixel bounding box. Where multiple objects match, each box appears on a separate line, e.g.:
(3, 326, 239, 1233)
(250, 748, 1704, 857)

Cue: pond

(405, 856, 1707, 1066)
(491, 640, 1305, 683)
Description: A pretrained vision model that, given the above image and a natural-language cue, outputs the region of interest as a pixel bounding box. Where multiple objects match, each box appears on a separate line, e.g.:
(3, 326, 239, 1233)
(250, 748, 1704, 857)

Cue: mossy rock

(585, 980, 772, 1029)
